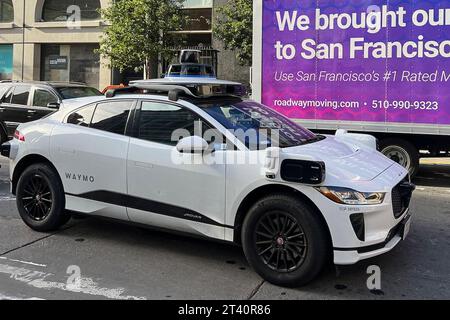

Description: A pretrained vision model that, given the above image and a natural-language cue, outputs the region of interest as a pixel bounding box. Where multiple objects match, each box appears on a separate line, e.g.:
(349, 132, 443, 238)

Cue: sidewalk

(420, 158, 450, 165)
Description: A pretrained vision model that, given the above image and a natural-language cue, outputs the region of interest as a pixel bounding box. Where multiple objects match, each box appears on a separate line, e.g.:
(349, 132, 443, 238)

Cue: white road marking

(0, 263, 147, 300)
(0, 257, 47, 268)
(0, 293, 45, 300)
(0, 195, 15, 201)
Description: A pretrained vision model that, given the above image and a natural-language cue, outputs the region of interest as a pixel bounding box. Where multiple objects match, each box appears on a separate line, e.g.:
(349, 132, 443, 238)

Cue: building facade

(0, 0, 249, 90)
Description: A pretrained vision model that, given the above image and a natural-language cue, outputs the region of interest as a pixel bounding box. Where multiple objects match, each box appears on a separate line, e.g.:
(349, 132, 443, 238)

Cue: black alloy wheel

(16, 164, 69, 232)
(19, 173, 53, 221)
(242, 194, 329, 287)
(255, 212, 308, 273)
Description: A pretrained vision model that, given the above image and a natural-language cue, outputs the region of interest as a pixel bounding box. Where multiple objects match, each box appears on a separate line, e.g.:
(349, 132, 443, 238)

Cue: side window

(33, 89, 58, 107)
(90, 100, 133, 135)
(138, 101, 213, 146)
(0, 86, 11, 102)
(1, 86, 13, 104)
(11, 85, 31, 106)
(67, 104, 96, 127)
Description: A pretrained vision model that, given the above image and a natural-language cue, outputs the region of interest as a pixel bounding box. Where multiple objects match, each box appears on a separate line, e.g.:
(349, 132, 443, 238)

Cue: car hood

(281, 136, 394, 182)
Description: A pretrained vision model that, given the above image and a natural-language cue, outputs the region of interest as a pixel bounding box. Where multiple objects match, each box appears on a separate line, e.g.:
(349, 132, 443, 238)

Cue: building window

(0, 0, 13, 23)
(183, 0, 213, 8)
(184, 8, 212, 31)
(42, 0, 101, 22)
(0, 45, 13, 80)
(174, 33, 212, 48)
(41, 44, 100, 89)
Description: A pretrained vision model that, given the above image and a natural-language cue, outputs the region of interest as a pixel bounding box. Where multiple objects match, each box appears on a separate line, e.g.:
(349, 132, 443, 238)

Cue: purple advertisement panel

(262, 0, 450, 125)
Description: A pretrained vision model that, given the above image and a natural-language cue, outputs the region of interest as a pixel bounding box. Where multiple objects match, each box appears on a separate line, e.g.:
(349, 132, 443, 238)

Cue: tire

(380, 138, 419, 177)
(0, 125, 7, 145)
(16, 163, 69, 232)
(241, 194, 329, 287)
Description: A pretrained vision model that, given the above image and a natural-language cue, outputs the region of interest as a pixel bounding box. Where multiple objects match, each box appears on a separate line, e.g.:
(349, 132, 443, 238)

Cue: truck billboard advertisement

(261, 0, 450, 125)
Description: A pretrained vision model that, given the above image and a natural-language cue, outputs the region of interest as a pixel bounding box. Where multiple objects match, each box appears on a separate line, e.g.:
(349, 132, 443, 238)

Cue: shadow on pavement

(413, 163, 450, 188)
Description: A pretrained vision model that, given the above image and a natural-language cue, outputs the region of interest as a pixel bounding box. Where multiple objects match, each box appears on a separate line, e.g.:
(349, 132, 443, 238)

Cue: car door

(50, 99, 136, 221)
(9, 84, 33, 123)
(126, 100, 227, 239)
(0, 85, 31, 133)
(0, 84, 14, 135)
(29, 87, 60, 119)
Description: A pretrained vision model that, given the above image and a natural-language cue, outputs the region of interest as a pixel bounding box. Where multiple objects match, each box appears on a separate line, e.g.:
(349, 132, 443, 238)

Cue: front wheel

(242, 194, 329, 287)
(16, 163, 69, 232)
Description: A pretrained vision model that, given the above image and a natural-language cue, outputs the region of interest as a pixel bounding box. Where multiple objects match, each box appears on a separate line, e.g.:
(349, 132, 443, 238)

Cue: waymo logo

(65, 173, 95, 183)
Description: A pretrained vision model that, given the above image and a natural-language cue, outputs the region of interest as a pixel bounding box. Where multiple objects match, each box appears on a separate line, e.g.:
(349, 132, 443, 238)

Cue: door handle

(58, 147, 76, 154)
(133, 161, 154, 169)
(0, 107, 5, 112)
(27, 110, 37, 118)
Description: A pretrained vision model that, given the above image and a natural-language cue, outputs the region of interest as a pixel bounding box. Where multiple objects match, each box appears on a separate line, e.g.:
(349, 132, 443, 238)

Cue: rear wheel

(16, 164, 69, 232)
(242, 194, 329, 287)
(380, 138, 419, 177)
(0, 125, 8, 145)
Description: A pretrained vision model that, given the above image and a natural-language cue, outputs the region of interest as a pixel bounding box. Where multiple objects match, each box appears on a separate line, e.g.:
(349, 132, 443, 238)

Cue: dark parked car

(0, 81, 102, 143)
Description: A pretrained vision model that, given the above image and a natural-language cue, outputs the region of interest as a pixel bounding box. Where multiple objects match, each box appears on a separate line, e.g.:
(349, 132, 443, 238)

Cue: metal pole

(21, 0, 25, 80)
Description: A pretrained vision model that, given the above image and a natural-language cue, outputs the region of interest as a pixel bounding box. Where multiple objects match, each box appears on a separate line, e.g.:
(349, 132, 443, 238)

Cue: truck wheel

(16, 163, 69, 232)
(380, 138, 419, 177)
(241, 194, 329, 287)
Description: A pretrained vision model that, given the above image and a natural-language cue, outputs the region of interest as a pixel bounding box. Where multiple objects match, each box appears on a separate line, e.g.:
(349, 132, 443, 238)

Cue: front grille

(392, 179, 415, 218)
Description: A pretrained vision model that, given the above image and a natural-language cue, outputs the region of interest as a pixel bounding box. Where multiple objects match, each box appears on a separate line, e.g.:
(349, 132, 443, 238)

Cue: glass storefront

(0, 45, 13, 80)
(41, 44, 100, 89)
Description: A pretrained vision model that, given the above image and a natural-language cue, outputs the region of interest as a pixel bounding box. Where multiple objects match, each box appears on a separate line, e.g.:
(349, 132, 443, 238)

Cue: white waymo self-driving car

(1, 78, 415, 287)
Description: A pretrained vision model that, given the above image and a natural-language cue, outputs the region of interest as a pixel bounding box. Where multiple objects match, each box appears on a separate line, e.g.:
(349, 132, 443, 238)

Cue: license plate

(402, 215, 412, 240)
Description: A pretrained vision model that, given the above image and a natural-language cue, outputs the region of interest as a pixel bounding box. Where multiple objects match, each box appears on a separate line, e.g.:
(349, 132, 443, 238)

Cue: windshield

(201, 100, 320, 149)
(56, 87, 102, 100)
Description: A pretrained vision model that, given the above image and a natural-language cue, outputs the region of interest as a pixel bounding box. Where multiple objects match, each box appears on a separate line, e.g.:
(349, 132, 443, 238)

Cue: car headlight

(315, 187, 386, 205)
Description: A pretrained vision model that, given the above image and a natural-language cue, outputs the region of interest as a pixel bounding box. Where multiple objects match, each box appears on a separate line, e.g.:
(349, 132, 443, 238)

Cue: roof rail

(106, 79, 246, 101)
(49, 81, 87, 85)
(0, 80, 87, 86)
(105, 84, 196, 101)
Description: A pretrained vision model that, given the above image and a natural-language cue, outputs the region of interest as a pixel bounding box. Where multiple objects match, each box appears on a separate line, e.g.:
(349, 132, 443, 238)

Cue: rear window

(0, 85, 9, 100)
(1, 86, 12, 103)
(205, 66, 214, 76)
(11, 85, 31, 105)
(56, 87, 102, 100)
(90, 101, 133, 135)
(184, 65, 202, 76)
(169, 65, 182, 76)
(67, 104, 96, 127)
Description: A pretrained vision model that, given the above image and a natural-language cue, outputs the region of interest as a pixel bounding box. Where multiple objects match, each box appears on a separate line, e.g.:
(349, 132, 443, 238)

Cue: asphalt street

(0, 157, 449, 300)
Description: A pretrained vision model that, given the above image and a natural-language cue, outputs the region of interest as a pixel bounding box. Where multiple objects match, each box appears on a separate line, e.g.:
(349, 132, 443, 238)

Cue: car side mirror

(176, 136, 208, 154)
(47, 102, 60, 109)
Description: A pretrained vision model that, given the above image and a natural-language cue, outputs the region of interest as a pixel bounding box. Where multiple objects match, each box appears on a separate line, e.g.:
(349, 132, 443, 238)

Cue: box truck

(252, 0, 450, 176)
